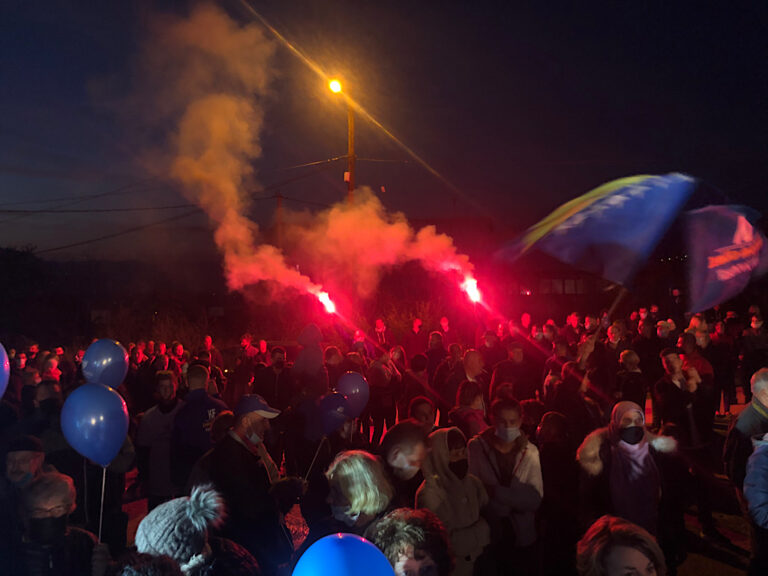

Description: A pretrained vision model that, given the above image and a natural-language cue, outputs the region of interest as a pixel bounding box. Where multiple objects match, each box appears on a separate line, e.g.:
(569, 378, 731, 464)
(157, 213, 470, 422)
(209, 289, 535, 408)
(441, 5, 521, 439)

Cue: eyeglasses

(29, 503, 70, 518)
(6, 454, 42, 467)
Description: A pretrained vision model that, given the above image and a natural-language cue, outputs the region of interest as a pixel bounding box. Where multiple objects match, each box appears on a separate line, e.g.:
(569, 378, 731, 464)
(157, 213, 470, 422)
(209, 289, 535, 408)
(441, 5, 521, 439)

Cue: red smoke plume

(133, 4, 475, 303)
(283, 190, 474, 297)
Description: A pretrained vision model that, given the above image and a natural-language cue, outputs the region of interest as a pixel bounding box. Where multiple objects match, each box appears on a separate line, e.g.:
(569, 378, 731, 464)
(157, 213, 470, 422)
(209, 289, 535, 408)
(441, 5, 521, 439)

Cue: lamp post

(329, 79, 355, 203)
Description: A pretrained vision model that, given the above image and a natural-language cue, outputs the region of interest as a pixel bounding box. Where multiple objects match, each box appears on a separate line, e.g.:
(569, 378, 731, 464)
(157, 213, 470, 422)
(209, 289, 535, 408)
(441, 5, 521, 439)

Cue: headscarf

(608, 401, 660, 534)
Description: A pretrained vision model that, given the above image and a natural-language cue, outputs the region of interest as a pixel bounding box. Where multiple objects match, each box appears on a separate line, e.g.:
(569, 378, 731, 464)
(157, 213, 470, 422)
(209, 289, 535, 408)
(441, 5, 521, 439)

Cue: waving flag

(496, 173, 696, 285)
(687, 205, 768, 313)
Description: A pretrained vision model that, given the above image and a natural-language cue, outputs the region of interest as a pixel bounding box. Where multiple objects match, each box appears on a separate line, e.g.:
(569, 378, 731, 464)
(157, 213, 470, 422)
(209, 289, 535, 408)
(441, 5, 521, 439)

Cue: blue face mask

(11, 472, 34, 487)
(496, 425, 521, 443)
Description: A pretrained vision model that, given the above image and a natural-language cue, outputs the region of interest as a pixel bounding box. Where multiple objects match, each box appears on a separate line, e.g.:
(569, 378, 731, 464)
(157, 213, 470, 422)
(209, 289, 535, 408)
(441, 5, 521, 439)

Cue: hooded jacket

(416, 428, 490, 576)
(467, 427, 542, 548)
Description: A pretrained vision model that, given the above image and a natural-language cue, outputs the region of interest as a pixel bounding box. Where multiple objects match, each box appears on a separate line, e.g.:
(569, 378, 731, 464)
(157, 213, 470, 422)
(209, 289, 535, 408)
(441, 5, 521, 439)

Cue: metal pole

(347, 102, 355, 203)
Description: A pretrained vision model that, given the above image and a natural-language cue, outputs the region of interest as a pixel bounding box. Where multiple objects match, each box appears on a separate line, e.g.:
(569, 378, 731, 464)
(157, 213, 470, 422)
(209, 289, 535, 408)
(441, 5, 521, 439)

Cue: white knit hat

(135, 485, 225, 572)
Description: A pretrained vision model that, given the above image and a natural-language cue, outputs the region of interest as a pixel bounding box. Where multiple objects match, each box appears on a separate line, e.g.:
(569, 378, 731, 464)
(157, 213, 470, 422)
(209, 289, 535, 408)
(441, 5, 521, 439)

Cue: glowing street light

(328, 78, 355, 203)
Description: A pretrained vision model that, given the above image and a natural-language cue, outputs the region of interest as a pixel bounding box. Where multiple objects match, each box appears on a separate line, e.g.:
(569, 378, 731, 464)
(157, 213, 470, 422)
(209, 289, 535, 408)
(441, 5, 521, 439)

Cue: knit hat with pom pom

(135, 485, 225, 571)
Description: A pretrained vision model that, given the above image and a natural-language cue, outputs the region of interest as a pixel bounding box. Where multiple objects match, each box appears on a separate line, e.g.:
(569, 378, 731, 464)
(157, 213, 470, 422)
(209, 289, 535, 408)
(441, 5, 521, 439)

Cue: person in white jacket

(417, 427, 491, 576)
(468, 397, 543, 574)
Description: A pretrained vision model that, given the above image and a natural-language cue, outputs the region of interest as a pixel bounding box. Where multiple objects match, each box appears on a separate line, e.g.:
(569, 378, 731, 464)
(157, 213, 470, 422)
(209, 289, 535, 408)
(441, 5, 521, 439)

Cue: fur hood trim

(576, 427, 677, 477)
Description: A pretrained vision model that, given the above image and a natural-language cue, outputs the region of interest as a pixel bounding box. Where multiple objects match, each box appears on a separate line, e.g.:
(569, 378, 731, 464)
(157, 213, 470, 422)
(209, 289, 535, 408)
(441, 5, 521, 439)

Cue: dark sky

(1, 0, 766, 263)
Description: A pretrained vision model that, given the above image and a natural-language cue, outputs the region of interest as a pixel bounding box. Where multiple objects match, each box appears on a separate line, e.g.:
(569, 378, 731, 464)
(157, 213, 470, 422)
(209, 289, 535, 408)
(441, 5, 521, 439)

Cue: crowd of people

(2, 301, 768, 575)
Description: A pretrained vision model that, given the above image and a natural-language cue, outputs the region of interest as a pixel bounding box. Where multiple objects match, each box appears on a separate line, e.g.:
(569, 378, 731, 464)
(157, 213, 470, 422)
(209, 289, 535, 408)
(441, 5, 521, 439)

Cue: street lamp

(328, 79, 355, 203)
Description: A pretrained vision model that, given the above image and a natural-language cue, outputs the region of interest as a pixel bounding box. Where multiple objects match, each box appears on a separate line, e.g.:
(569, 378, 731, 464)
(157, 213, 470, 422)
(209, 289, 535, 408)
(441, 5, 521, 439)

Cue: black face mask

(28, 515, 67, 545)
(619, 426, 645, 445)
(449, 459, 469, 479)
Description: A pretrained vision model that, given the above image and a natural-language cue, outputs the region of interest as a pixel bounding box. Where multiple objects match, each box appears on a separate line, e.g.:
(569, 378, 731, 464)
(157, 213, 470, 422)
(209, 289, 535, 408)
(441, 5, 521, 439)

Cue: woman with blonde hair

(577, 515, 666, 576)
(326, 450, 394, 527)
(294, 450, 394, 566)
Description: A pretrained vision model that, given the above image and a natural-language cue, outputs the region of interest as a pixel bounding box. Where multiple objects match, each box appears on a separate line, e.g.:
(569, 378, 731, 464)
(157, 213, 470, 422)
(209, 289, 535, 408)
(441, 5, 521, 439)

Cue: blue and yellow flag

(496, 173, 696, 285)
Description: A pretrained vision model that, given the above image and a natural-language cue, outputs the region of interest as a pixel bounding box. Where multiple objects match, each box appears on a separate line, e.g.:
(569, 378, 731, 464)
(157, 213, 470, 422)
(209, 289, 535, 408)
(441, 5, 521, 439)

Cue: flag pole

(606, 286, 628, 319)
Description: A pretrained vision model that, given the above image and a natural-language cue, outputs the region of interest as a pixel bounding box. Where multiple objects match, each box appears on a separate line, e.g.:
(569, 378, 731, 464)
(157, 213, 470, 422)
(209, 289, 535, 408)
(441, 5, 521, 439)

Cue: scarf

(607, 401, 660, 534)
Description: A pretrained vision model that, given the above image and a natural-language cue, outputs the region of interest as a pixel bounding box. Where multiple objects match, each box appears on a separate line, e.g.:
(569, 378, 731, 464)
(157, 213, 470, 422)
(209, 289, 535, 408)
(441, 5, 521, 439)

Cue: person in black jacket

(655, 348, 725, 543)
(170, 364, 229, 490)
(550, 362, 602, 447)
(5, 471, 100, 576)
(724, 368, 768, 497)
(207, 395, 291, 576)
(537, 411, 580, 576)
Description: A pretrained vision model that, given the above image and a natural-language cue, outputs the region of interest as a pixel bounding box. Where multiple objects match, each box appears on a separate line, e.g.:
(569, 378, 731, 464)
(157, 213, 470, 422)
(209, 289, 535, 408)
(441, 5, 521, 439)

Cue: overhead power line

(34, 209, 203, 255)
(0, 204, 196, 214)
(31, 163, 343, 254)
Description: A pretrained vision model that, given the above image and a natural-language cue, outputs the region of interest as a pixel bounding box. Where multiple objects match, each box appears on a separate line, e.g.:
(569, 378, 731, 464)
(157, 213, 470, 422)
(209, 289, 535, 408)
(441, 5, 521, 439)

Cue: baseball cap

(234, 394, 280, 419)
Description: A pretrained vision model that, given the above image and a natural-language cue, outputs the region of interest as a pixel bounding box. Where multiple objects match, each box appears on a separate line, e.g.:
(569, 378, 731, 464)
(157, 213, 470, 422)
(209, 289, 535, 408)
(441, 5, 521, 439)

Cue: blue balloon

(82, 339, 128, 388)
(319, 392, 351, 436)
(336, 372, 369, 419)
(0, 344, 8, 400)
(293, 533, 394, 576)
(61, 383, 129, 467)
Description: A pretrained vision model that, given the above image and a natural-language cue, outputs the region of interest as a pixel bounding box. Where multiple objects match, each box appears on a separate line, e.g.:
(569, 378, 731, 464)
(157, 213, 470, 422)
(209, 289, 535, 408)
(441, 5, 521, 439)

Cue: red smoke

(134, 5, 476, 304)
(283, 190, 475, 298)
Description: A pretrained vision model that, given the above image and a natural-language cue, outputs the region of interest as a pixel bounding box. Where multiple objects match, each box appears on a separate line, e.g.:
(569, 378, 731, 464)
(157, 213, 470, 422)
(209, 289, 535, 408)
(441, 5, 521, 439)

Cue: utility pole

(275, 192, 283, 248)
(346, 103, 355, 204)
(330, 79, 355, 204)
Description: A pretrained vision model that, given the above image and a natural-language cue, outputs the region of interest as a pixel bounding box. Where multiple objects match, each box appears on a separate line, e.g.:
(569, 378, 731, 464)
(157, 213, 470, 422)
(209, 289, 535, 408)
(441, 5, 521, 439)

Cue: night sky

(2, 1, 766, 265)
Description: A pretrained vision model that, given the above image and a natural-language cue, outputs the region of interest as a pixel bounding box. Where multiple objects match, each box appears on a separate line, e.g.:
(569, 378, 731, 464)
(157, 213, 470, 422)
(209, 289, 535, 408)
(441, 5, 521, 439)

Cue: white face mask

(248, 430, 262, 445)
(496, 425, 521, 443)
(393, 454, 421, 480)
(331, 505, 360, 527)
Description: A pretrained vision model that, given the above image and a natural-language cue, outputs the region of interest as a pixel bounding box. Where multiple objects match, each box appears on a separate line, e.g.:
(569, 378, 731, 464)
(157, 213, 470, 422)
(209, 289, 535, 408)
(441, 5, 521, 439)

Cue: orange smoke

(135, 3, 323, 296)
(135, 4, 474, 302)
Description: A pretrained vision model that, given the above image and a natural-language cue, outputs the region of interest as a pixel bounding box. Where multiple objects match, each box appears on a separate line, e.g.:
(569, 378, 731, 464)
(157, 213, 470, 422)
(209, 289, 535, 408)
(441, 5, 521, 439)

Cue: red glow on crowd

(461, 276, 482, 303)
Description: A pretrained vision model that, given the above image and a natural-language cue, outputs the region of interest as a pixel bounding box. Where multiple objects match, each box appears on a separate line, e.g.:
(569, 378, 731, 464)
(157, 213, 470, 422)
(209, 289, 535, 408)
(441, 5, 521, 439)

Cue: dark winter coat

(724, 398, 768, 492)
(207, 433, 292, 572)
(577, 427, 688, 564)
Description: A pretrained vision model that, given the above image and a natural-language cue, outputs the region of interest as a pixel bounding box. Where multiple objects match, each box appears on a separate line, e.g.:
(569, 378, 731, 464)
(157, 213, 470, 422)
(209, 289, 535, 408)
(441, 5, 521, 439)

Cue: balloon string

(83, 459, 89, 526)
(98, 466, 107, 543)
(304, 436, 327, 482)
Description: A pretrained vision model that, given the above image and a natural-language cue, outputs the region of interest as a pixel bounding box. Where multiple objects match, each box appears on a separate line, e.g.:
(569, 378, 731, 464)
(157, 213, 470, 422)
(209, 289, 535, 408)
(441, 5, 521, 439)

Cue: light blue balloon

(61, 383, 129, 467)
(0, 343, 8, 400)
(82, 339, 128, 388)
(293, 533, 394, 576)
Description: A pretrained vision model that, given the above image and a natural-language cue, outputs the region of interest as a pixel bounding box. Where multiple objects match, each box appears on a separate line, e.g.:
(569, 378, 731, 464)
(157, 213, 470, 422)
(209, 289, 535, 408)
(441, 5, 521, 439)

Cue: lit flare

(461, 276, 481, 303)
(316, 291, 337, 314)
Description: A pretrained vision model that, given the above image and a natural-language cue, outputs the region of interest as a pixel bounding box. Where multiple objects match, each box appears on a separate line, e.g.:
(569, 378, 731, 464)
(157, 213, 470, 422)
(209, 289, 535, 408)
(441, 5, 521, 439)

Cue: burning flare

(461, 276, 481, 303)
(314, 290, 337, 314)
